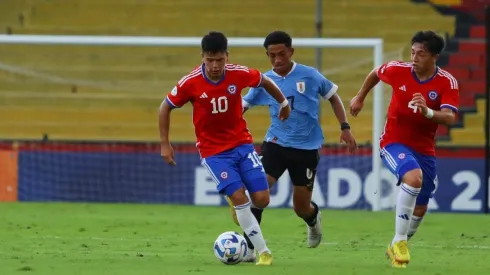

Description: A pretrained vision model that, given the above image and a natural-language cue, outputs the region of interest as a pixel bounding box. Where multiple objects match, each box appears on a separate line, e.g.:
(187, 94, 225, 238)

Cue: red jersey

(165, 64, 263, 158)
(377, 61, 459, 156)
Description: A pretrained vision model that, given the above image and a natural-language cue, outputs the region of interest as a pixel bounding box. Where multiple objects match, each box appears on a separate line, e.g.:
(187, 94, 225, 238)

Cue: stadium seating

(425, 0, 487, 146)
(0, 0, 456, 144)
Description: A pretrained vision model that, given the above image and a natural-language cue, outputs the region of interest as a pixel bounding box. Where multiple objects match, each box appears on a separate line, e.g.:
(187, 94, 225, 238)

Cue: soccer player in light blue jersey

(232, 31, 357, 261)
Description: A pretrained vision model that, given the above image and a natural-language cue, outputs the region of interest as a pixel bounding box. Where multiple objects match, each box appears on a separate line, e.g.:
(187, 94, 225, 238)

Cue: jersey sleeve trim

(165, 97, 182, 109)
(440, 104, 458, 113)
(255, 73, 264, 88)
(322, 83, 338, 100)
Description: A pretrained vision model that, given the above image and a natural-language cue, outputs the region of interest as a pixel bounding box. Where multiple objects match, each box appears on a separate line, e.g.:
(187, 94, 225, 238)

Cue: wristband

(280, 99, 289, 108)
(341, 122, 351, 130)
(425, 108, 434, 119)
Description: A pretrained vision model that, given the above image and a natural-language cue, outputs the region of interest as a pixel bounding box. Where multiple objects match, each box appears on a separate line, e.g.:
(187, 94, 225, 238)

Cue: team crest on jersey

(171, 86, 178, 96)
(398, 153, 406, 159)
(220, 172, 228, 179)
(296, 81, 306, 93)
(428, 91, 438, 100)
(227, 85, 237, 95)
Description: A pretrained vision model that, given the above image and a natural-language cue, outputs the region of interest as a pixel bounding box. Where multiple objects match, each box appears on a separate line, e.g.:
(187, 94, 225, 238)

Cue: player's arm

(244, 68, 290, 120)
(242, 87, 269, 114)
(350, 62, 397, 116)
(329, 93, 349, 126)
(259, 75, 288, 107)
(242, 88, 257, 114)
(317, 71, 357, 153)
(315, 71, 348, 126)
(412, 83, 459, 126)
(430, 108, 457, 125)
(159, 85, 190, 165)
(355, 67, 381, 101)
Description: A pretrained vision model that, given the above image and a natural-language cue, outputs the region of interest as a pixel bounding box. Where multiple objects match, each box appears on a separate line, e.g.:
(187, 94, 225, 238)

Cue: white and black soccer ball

(213, 231, 248, 265)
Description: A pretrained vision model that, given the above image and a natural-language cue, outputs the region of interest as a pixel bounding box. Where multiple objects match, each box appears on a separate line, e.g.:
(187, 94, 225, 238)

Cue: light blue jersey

(242, 62, 338, 150)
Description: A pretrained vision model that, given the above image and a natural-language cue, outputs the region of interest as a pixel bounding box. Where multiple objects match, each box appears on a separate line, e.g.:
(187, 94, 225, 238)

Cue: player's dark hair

(263, 31, 292, 49)
(201, 31, 228, 53)
(411, 30, 445, 56)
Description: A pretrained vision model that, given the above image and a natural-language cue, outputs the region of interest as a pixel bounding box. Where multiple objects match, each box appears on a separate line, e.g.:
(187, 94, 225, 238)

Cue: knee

(402, 169, 423, 189)
(251, 191, 270, 209)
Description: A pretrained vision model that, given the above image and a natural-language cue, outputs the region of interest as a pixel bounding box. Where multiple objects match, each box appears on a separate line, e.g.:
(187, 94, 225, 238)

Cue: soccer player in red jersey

(159, 31, 291, 266)
(350, 31, 459, 268)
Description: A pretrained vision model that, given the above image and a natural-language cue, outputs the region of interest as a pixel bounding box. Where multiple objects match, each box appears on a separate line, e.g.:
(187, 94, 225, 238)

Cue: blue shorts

(200, 144, 268, 197)
(380, 143, 438, 206)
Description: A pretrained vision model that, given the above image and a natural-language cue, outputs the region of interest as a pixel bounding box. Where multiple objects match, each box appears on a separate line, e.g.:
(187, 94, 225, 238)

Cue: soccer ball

(213, 231, 248, 265)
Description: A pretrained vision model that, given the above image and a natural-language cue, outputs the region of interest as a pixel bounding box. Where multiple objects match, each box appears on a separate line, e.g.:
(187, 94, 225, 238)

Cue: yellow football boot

(385, 240, 410, 268)
(255, 251, 273, 266)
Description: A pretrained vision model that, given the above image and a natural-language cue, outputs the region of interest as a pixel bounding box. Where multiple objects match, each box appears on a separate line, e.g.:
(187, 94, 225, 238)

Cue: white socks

(393, 183, 421, 244)
(408, 216, 423, 240)
(235, 202, 270, 254)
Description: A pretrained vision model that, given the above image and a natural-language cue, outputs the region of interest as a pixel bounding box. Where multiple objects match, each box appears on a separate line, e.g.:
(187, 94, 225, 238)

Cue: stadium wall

(0, 142, 487, 213)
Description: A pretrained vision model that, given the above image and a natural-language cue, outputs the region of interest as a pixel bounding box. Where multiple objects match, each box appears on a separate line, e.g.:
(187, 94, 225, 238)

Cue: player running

(231, 31, 357, 261)
(159, 31, 291, 266)
(350, 30, 459, 268)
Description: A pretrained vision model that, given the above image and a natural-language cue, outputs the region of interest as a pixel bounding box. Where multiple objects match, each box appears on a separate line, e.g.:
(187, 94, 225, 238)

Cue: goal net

(0, 35, 400, 211)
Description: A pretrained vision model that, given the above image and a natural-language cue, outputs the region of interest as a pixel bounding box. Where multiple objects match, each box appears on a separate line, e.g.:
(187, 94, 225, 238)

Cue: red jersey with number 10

(377, 61, 459, 156)
(165, 64, 263, 158)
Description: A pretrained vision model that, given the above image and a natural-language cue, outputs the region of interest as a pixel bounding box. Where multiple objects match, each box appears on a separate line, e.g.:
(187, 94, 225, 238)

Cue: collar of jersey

(270, 61, 297, 78)
(201, 63, 226, 85)
(411, 66, 439, 84)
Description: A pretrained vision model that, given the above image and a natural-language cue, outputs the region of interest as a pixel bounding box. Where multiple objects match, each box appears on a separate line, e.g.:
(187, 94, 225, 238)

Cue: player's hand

(411, 93, 428, 115)
(161, 142, 176, 166)
(340, 129, 358, 154)
(279, 103, 291, 121)
(349, 95, 364, 117)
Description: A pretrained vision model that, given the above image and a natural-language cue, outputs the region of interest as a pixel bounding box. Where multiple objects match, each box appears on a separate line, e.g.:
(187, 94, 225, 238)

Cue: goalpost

(0, 35, 385, 211)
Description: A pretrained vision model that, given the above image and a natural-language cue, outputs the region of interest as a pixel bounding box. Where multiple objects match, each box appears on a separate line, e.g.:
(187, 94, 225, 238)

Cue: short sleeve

(377, 61, 402, 86)
(165, 82, 190, 109)
(244, 68, 263, 88)
(242, 87, 270, 108)
(440, 77, 459, 113)
(314, 70, 338, 100)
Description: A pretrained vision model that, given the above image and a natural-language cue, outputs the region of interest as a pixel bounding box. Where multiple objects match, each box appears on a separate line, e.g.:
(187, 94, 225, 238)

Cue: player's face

(202, 51, 228, 79)
(411, 42, 437, 74)
(266, 44, 294, 74)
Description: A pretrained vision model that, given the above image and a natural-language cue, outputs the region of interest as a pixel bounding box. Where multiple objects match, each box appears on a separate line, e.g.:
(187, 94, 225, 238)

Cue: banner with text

(17, 151, 489, 213)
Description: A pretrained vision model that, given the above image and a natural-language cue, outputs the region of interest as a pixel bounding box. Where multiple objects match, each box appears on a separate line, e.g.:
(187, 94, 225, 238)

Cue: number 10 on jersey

(211, 96, 228, 114)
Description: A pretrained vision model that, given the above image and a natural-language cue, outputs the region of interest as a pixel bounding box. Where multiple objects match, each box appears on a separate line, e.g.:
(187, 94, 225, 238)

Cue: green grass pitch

(0, 203, 488, 275)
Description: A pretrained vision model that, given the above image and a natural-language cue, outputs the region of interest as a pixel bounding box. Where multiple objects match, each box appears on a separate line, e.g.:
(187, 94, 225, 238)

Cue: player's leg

(202, 151, 271, 266)
(408, 205, 426, 240)
(381, 143, 423, 267)
(238, 143, 275, 266)
(408, 156, 437, 240)
(240, 141, 287, 258)
(287, 148, 322, 248)
(251, 141, 288, 222)
(224, 141, 285, 227)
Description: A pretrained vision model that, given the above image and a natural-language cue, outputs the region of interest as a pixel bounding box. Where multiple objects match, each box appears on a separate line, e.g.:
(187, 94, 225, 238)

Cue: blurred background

(0, 0, 487, 213)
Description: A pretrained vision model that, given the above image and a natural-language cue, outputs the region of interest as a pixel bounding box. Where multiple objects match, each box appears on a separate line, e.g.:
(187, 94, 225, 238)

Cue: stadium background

(0, 0, 488, 213)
